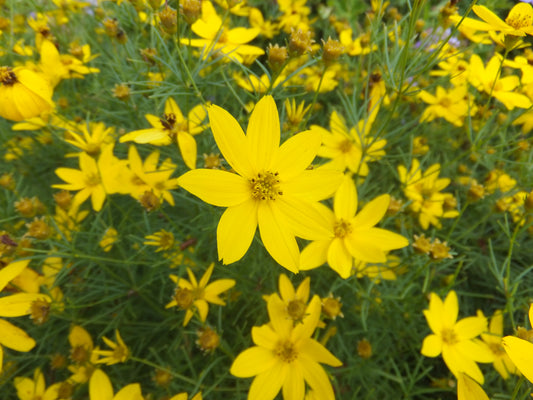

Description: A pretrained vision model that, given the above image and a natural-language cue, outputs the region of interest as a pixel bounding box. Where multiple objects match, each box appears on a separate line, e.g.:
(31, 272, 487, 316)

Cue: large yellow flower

(178, 96, 343, 273)
(502, 304, 533, 384)
(472, 3, 533, 37)
(421, 291, 493, 384)
(230, 294, 341, 400)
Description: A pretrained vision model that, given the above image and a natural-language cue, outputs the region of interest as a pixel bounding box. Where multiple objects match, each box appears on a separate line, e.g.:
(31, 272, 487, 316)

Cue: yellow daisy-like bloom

(502, 304, 533, 384)
(0, 66, 54, 122)
(418, 85, 474, 127)
(263, 273, 311, 324)
(89, 369, 143, 400)
(120, 98, 207, 170)
(0, 259, 52, 372)
(300, 175, 408, 278)
(480, 310, 517, 379)
(165, 262, 235, 326)
(472, 2, 533, 37)
(92, 329, 130, 365)
(14, 368, 62, 400)
(230, 294, 342, 400)
(68, 325, 99, 384)
(177, 96, 343, 273)
(421, 291, 494, 384)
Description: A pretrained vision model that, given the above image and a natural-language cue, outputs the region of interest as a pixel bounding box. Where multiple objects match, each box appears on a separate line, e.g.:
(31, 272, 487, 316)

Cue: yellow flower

(99, 227, 118, 252)
(120, 98, 207, 170)
(300, 176, 408, 278)
(178, 96, 343, 272)
(502, 304, 533, 384)
(263, 273, 311, 324)
(418, 85, 474, 127)
(166, 262, 235, 326)
(472, 3, 533, 37)
(421, 291, 493, 384)
(230, 294, 342, 400)
(181, 0, 264, 63)
(14, 368, 62, 400)
(63, 121, 116, 157)
(0, 66, 54, 122)
(89, 369, 143, 400)
(457, 372, 489, 400)
(93, 329, 130, 365)
(143, 229, 175, 252)
(68, 325, 99, 384)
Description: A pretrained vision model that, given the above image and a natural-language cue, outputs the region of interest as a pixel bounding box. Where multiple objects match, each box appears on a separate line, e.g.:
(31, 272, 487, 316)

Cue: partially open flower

(0, 66, 54, 121)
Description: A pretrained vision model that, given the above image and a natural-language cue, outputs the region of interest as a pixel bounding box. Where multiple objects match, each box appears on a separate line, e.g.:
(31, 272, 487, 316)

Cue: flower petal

(351, 194, 389, 228)
(299, 338, 342, 367)
(89, 369, 114, 400)
(252, 325, 278, 349)
(300, 240, 329, 271)
(177, 132, 197, 170)
(114, 383, 143, 400)
(299, 359, 335, 400)
(0, 259, 30, 292)
(246, 95, 279, 172)
(178, 169, 251, 207)
(457, 372, 489, 400)
(327, 238, 353, 279)
(284, 169, 343, 202)
(248, 362, 285, 400)
(276, 197, 332, 240)
(334, 175, 357, 219)
(420, 334, 442, 357)
(282, 361, 305, 400)
(274, 130, 321, 181)
(0, 293, 49, 317)
(455, 316, 487, 341)
(278, 273, 295, 301)
(230, 346, 278, 378)
(503, 336, 533, 383)
(217, 199, 258, 264)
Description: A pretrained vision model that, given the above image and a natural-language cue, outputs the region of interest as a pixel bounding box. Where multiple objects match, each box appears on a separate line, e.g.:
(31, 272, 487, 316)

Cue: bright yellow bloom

(421, 291, 493, 384)
(89, 369, 143, 400)
(14, 368, 61, 400)
(99, 227, 118, 252)
(502, 304, 533, 383)
(230, 294, 342, 400)
(68, 325, 98, 383)
(166, 262, 235, 326)
(120, 98, 207, 170)
(93, 329, 130, 365)
(181, 0, 264, 63)
(178, 96, 342, 272)
(263, 273, 311, 324)
(63, 121, 116, 157)
(472, 3, 533, 37)
(418, 85, 475, 127)
(0, 66, 54, 121)
(300, 176, 408, 278)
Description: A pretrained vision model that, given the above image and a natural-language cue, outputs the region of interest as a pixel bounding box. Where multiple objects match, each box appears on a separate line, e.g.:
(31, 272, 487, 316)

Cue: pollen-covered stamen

(250, 171, 283, 200)
(274, 340, 298, 363)
(160, 113, 177, 130)
(338, 139, 353, 153)
(0, 67, 18, 86)
(506, 9, 533, 30)
(334, 219, 352, 238)
(441, 328, 458, 345)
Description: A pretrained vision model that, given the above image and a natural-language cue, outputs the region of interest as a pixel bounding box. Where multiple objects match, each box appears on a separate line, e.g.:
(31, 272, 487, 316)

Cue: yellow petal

(473, 5, 513, 32)
(0, 259, 30, 291)
(258, 202, 300, 273)
(268, 294, 292, 338)
(299, 338, 342, 367)
(421, 334, 442, 357)
(251, 325, 278, 349)
(300, 240, 329, 271)
(69, 325, 94, 350)
(278, 273, 295, 301)
(119, 128, 170, 145)
(456, 339, 494, 363)
(351, 194, 389, 228)
(443, 290, 459, 328)
(89, 369, 114, 400)
(284, 169, 343, 202)
(424, 293, 444, 334)
(178, 169, 251, 207)
(248, 363, 285, 400)
(274, 130, 321, 180)
(455, 316, 487, 341)
(299, 359, 335, 400)
(217, 199, 258, 264)
(208, 104, 253, 177)
(246, 95, 279, 172)
(114, 383, 143, 400)
(282, 361, 305, 400)
(0, 293, 49, 317)
(327, 238, 353, 279)
(457, 372, 489, 400)
(442, 345, 485, 384)
(503, 336, 533, 383)
(177, 132, 197, 169)
(230, 346, 277, 378)
(334, 175, 357, 219)
(204, 279, 235, 304)
(0, 319, 36, 352)
(275, 197, 332, 240)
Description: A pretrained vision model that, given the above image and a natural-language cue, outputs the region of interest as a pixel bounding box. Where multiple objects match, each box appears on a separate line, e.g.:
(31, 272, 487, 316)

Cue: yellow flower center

(173, 287, 194, 309)
(334, 219, 352, 238)
(113, 343, 128, 361)
(250, 171, 282, 200)
(439, 97, 451, 108)
(30, 298, 51, 325)
(287, 299, 306, 322)
(441, 328, 458, 345)
(70, 345, 90, 364)
(338, 139, 353, 153)
(506, 7, 533, 30)
(488, 342, 505, 356)
(0, 66, 18, 85)
(274, 340, 298, 363)
(161, 113, 177, 131)
(85, 172, 101, 187)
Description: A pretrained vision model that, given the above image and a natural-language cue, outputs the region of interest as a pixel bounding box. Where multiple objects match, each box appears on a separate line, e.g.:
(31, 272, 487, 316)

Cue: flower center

(85, 172, 101, 187)
(441, 328, 458, 345)
(338, 139, 353, 153)
(250, 171, 282, 200)
(506, 10, 533, 30)
(488, 342, 505, 356)
(439, 97, 451, 108)
(0, 66, 18, 85)
(70, 345, 90, 364)
(334, 219, 352, 238)
(287, 299, 306, 322)
(173, 287, 194, 309)
(161, 113, 177, 131)
(274, 340, 298, 363)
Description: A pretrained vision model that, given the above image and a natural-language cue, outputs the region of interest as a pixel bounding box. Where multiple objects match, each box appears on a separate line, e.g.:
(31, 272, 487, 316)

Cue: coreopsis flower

(0, 259, 51, 372)
(14, 368, 62, 400)
(63, 121, 116, 157)
(313, 106, 386, 176)
(53, 144, 130, 212)
(144, 229, 175, 252)
(68, 325, 99, 383)
(230, 294, 342, 400)
(93, 329, 130, 365)
(300, 176, 408, 278)
(177, 96, 343, 272)
(99, 227, 118, 252)
(502, 304, 533, 383)
(472, 2, 533, 37)
(339, 29, 376, 56)
(421, 291, 493, 384)
(89, 369, 143, 400)
(120, 98, 207, 170)
(479, 310, 516, 379)
(0, 66, 54, 121)
(418, 85, 475, 127)
(180, 0, 264, 63)
(398, 159, 459, 229)
(166, 263, 235, 326)
(264, 273, 311, 324)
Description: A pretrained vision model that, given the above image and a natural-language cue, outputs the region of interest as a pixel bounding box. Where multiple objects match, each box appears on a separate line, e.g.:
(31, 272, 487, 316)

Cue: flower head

(93, 329, 130, 365)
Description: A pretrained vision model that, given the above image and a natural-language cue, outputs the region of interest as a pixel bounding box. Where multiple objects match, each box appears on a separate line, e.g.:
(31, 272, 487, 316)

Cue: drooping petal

(298, 338, 342, 366)
(208, 104, 253, 177)
(284, 169, 343, 202)
(420, 334, 442, 357)
(299, 359, 335, 400)
(258, 202, 300, 273)
(246, 95, 279, 172)
(502, 336, 533, 383)
(300, 240, 329, 271)
(89, 369, 114, 400)
(178, 169, 251, 207)
(230, 346, 278, 378)
(195, 299, 209, 321)
(114, 383, 143, 400)
(248, 362, 285, 400)
(0, 319, 36, 352)
(274, 130, 321, 181)
(177, 132, 197, 170)
(217, 199, 258, 264)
